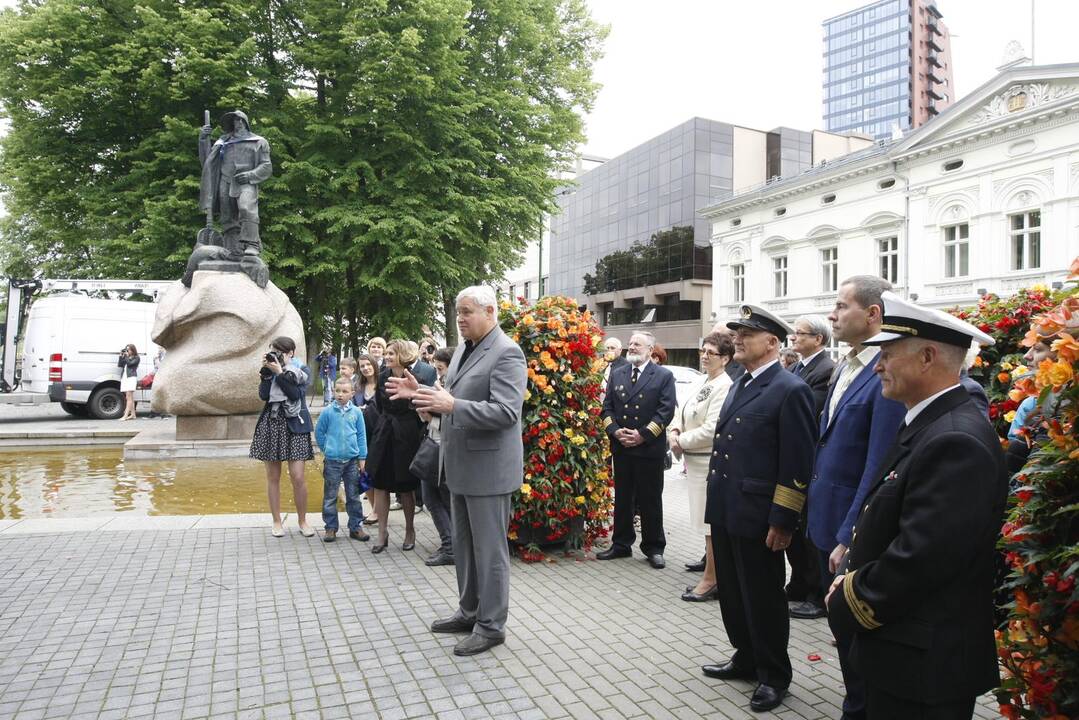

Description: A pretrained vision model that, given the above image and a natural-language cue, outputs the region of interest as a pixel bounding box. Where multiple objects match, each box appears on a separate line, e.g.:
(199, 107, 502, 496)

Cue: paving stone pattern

(0, 471, 1000, 719)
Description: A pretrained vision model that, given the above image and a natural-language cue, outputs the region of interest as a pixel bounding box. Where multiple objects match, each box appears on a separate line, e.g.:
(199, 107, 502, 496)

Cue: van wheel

(60, 402, 89, 417)
(88, 387, 124, 420)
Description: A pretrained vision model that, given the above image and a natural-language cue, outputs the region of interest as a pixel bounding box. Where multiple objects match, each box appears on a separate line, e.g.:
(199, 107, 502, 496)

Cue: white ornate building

(701, 62, 1079, 324)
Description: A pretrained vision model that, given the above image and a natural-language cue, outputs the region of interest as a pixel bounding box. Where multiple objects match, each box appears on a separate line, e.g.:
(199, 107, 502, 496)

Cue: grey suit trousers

(450, 492, 512, 638)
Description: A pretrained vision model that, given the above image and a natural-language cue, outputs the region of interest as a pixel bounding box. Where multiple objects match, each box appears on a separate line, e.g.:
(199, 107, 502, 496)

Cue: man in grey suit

(388, 285, 527, 656)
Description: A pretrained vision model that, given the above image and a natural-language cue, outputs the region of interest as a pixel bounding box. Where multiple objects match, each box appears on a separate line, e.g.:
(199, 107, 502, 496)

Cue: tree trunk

(442, 285, 458, 347)
(346, 264, 358, 357)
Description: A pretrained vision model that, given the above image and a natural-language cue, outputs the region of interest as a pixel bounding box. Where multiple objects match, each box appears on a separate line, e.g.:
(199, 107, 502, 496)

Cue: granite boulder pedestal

(122, 268, 307, 458)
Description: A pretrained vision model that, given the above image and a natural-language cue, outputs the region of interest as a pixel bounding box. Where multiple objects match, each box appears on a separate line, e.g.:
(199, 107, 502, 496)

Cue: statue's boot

(241, 221, 261, 256)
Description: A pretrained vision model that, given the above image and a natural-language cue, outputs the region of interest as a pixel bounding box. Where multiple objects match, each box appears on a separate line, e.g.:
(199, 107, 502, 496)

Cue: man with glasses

(786, 315, 836, 620)
(700, 305, 816, 713)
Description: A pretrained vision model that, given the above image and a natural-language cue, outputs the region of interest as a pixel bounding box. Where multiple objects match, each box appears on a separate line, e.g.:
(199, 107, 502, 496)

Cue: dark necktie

(792, 361, 804, 376)
(631, 367, 640, 385)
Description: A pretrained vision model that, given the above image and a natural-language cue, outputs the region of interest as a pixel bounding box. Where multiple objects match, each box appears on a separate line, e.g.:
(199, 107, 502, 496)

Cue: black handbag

(409, 434, 440, 483)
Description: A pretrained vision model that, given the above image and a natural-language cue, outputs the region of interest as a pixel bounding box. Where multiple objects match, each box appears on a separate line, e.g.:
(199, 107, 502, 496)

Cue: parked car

(666, 364, 704, 408)
(21, 295, 157, 419)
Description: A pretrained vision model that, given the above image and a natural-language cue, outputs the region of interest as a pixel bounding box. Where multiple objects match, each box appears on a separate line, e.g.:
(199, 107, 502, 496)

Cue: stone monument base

(176, 414, 260, 441)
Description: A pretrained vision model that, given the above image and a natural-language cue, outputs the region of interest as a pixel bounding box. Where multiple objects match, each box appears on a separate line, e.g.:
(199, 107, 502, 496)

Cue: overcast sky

(580, 0, 1079, 158)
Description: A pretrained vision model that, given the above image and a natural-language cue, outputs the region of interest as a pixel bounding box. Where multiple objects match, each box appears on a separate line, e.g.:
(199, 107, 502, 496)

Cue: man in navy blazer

(700, 305, 816, 713)
(808, 276, 905, 720)
(599, 331, 677, 568)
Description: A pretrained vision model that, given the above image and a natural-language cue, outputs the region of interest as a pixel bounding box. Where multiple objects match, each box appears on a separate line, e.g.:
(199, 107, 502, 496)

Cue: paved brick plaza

(0, 470, 999, 720)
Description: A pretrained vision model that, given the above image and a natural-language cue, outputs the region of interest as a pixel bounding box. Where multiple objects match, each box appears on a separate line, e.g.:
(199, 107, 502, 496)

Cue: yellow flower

(1000, 361, 1014, 371)
(565, 428, 575, 438)
(574, 496, 585, 505)
(524, 389, 532, 401)
(1044, 359, 1075, 387)
(562, 372, 574, 383)
(580, 450, 587, 459)
(508, 530, 518, 540)
(571, 434, 586, 446)
(520, 483, 532, 496)
(1004, 410, 1017, 424)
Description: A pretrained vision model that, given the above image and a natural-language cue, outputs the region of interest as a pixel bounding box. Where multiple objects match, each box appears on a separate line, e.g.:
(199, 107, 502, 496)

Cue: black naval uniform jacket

(828, 386, 1007, 704)
(704, 362, 817, 537)
(602, 362, 677, 460)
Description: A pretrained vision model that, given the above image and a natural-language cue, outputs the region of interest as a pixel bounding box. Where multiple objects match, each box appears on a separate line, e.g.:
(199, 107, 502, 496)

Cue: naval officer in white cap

(824, 292, 1007, 720)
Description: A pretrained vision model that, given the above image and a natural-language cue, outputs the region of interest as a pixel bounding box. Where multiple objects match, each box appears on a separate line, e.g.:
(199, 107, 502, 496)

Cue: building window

(523, 281, 531, 299)
(539, 276, 547, 297)
(772, 256, 788, 298)
(943, 223, 969, 278)
(508, 284, 516, 300)
(731, 264, 745, 303)
(878, 236, 898, 283)
(821, 247, 838, 292)
(1009, 211, 1041, 270)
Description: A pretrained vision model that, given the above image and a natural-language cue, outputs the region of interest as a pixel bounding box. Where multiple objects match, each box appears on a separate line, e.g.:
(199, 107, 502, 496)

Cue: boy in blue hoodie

(316, 377, 370, 542)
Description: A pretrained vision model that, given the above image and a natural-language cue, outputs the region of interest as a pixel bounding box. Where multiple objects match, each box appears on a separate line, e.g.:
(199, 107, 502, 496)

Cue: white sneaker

(389, 501, 402, 511)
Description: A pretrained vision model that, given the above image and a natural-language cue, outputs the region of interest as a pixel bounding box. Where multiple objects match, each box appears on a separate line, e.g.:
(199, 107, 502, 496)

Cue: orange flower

(997, 372, 1012, 383)
(1051, 332, 1079, 364)
(1047, 359, 1074, 387)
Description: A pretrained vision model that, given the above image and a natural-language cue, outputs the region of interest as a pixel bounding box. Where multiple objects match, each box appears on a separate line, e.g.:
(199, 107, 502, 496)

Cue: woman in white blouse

(668, 332, 735, 601)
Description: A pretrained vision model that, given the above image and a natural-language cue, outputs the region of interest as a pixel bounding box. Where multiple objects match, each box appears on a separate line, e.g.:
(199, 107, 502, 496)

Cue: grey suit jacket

(440, 326, 527, 496)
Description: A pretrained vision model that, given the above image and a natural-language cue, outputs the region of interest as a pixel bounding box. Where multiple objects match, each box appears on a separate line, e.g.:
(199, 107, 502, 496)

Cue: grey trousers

(450, 492, 512, 638)
(423, 477, 453, 555)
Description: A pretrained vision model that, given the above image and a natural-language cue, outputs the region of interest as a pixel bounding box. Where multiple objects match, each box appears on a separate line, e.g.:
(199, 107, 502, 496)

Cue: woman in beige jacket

(668, 332, 734, 601)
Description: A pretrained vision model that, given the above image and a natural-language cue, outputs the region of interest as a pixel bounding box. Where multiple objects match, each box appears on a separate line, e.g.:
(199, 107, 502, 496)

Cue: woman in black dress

(367, 339, 432, 553)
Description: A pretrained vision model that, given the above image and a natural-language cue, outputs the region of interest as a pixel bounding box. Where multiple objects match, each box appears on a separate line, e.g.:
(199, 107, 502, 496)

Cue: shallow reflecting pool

(0, 448, 327, 519)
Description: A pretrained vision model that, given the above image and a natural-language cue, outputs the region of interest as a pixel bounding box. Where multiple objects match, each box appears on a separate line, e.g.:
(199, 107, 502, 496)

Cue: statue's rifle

(196, 109, 222, 247)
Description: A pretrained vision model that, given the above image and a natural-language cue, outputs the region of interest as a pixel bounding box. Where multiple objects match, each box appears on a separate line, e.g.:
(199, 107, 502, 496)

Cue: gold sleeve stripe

(843, 570, 882, 630)
(646, 421, 664, 436)
(772, 485, 806, 513)
(603, 416, 613, 429)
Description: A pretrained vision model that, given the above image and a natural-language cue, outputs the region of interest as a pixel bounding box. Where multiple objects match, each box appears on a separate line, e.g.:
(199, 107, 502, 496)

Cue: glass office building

(823, 0, 953, 139)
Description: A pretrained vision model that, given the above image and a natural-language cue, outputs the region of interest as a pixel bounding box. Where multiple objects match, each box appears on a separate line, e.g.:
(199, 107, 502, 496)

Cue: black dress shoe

(647, 554, 665, 569)
(684, 554, 706, 571)
(430, 616, 474, 633)
(425, 553, 455, 567)
(681, 585, 718, 602)
(789, 600, 827, 619)
(596, 546, 631, 560)
(453, 632, 505, 656)
(401, 542, 415, 551)
(749, 683, 786, 712)
(702, 660, 756, 681)
(371, 541, 388, 554)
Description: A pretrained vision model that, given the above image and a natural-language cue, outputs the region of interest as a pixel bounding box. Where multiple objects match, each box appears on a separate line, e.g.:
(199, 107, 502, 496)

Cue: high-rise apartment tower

(823, 0, 954, 139)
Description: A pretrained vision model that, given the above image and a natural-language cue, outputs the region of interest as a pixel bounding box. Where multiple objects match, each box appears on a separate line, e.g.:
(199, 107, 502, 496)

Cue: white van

(22, 295, 158, 419)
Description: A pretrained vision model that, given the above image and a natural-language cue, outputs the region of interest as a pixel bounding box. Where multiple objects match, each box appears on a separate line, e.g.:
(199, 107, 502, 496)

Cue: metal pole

(537, 217, 543, 299)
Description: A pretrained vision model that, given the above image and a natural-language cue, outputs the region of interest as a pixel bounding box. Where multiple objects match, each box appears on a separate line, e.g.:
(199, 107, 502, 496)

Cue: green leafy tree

(0, 0, 605, 351)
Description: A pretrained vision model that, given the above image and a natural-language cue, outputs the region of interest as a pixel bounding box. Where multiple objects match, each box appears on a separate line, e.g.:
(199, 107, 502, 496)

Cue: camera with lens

(260, 350, 285, 378)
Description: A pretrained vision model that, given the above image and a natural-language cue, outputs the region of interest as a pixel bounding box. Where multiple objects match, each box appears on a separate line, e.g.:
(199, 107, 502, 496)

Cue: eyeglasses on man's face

(792, 331, 819, 338)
